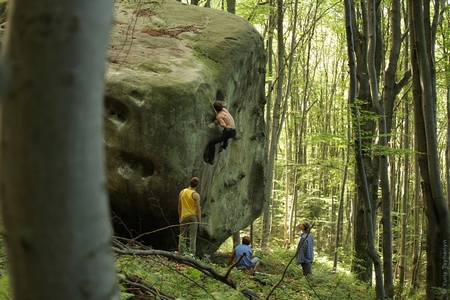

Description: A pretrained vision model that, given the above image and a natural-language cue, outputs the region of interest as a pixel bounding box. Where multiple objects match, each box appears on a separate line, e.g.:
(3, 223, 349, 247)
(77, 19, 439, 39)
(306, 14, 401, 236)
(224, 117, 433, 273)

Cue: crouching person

(227, 236, 260, 275)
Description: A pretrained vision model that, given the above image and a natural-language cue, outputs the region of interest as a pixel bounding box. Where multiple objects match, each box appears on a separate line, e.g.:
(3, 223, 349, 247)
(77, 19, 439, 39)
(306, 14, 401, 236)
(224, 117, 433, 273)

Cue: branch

(112, 244, 261, 300)
(225, 253, 246, 278)
(121, 278, 174, 300)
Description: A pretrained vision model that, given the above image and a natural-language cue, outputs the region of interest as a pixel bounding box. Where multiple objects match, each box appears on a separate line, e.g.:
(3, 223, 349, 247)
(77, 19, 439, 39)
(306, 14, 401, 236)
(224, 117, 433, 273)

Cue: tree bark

(333, 110, 350, 272)
(344, 0, 384, 298)
(409, 0, 450, 298)
(0, 1, 118, 298)
(410, 152, 422, 289)
(365, 0, 394, 296)
(226, 0, 235, 14)
(349, 0, 378, 283)
(262, 0, 285, 249)
(399, 27, 419, 290)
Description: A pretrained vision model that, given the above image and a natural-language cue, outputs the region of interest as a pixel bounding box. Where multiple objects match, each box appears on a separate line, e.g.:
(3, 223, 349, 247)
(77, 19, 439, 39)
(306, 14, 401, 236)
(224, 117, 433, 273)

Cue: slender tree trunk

(262, 0, 285, 249)
(0, 1, 119, 299)
(399, 22, 411, 288)
(410, 152, 422, 289)
(281, 0, 300, 249)
(289, 171, 298, 243)
(232, 232, 240, 249)
(261, 0, 274, 249)
(399, 93, 410, 290)
(284, 124, 291, 248)
(333, 110, 350, 272)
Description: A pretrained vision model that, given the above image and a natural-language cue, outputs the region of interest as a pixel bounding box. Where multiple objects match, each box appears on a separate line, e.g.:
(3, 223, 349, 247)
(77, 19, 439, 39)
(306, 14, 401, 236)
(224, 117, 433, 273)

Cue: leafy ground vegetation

(0, 235, 426, 299)
(113, 237, 384, 300)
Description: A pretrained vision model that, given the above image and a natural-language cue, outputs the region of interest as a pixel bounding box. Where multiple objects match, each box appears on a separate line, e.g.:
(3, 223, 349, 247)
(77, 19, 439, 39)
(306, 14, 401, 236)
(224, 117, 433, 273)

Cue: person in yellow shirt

(178, 177, 201, 256)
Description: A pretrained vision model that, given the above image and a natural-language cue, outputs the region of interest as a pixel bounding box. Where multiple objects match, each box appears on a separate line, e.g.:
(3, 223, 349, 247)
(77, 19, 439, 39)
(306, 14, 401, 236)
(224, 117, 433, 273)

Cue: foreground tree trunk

(365, 1, 393, 296)
(0, 1, 119, 298)
(344, 0, 384, 298)
(409, 0, 450, 298)
(349, 0, 378, 283)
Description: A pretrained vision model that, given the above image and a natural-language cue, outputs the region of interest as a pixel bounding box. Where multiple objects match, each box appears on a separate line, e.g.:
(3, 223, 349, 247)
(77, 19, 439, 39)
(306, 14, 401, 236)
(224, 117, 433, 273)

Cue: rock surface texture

(105, 0, 267, 255)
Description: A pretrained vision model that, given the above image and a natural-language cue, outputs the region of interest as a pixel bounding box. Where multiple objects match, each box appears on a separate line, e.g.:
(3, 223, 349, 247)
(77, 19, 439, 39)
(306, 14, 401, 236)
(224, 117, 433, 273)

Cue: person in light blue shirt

(296, 221, 314, 276)
(228, 236, 260, 275)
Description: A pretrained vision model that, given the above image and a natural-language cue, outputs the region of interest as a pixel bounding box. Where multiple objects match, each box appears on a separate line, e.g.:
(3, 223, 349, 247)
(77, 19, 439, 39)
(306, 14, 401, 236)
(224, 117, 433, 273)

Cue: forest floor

(115, 242, 425, 300)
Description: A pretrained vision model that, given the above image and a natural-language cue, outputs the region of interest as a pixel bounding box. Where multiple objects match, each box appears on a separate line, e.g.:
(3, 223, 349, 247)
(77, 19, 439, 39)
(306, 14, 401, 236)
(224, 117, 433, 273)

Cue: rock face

(105, 0, 267, 255)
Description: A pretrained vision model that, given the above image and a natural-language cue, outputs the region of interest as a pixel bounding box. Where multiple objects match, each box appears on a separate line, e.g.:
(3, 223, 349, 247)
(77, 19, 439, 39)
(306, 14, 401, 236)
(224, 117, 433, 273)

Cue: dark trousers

(207, 128, 236, 162)
(301, 263, 312, 276)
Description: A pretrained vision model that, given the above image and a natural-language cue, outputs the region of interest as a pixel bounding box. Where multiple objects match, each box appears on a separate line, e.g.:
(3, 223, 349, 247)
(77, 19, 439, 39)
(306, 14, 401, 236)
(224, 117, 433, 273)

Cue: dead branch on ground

(112, 237, 261, 300)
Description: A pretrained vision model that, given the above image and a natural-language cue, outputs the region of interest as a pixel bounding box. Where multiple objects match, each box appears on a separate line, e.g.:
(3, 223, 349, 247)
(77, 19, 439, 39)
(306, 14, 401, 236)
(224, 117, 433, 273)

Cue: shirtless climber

(204, 100, 236, 165)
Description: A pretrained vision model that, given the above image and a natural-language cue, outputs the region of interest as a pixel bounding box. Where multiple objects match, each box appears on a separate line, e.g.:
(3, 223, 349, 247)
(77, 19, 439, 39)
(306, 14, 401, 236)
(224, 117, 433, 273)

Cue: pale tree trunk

(399, 23, 411, 288)
(409, 0, 450, 298)
(232, 232, 240, 249)
(399, 91, 410, 290)
(281, 0, 299, 250)
(410, 152, 422, 289)
(332, 110, 350, 272)
(344, 0, 384, 298)
(261, 0, 274, 249)
(264, 0, 275, 145)
(284, 124, 291, 248)
(289, 169, 299, 243)
(0, 0, 118, 299)
(262, 0, 285, 249)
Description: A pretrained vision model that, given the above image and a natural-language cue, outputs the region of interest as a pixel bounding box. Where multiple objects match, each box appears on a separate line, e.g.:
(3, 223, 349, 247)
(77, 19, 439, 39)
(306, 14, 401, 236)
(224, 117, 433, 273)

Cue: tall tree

(349, 0, 378, 282)
(344, 0, 384, 297)
(333, 109, 351, 272)
(409, 0, 450, 297)
(281, 0, 299, 248)
(0, 1, 119, 298)
(398, 87, 411, 290)
(262, 0, 285, 249)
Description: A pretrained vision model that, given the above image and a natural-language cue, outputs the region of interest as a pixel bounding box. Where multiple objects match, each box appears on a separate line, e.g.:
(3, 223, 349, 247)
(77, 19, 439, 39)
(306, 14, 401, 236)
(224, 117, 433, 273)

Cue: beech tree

(0, 0, 119, 298)
(343, 1, 384, 298)
(261, 0, 285, 249)
(409, 0, 450, 298)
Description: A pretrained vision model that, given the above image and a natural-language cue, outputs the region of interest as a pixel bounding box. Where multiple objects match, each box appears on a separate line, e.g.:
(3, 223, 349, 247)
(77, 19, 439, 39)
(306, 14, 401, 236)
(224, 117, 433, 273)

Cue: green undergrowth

(115, 248, 379, 300)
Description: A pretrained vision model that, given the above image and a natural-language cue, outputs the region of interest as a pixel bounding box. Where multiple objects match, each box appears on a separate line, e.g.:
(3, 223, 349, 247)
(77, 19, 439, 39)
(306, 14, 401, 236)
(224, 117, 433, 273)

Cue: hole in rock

(105, 96, 129, 125)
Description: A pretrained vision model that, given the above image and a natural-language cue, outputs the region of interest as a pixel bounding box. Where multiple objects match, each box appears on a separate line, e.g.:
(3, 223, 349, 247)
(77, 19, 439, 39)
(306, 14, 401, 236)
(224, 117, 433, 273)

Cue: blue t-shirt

(234, 244, 254, 268)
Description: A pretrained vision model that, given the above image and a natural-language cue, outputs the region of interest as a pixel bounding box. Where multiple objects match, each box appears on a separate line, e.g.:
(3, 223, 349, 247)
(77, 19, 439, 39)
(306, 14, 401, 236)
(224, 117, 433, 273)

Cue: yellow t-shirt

(180, 188, 197, 220)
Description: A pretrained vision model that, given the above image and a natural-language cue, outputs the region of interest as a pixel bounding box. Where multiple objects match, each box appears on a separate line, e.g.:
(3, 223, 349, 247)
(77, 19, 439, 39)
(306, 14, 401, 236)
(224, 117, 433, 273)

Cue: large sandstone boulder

(105, 0, 267, 255)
